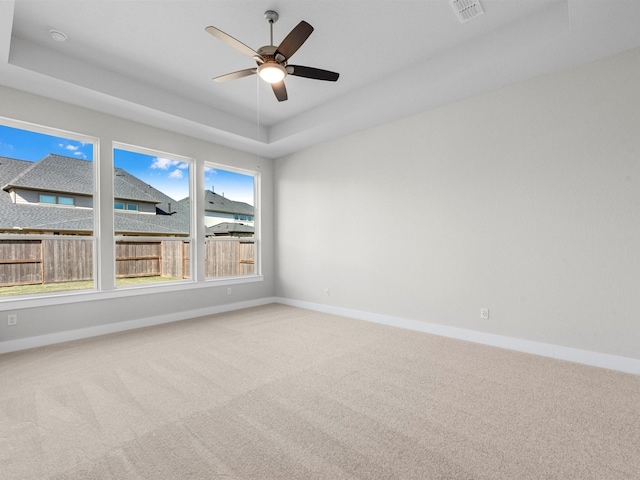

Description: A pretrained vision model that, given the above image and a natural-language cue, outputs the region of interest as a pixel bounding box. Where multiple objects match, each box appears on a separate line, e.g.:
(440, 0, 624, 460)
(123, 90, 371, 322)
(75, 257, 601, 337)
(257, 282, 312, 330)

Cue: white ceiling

(1, 0, 640, 159)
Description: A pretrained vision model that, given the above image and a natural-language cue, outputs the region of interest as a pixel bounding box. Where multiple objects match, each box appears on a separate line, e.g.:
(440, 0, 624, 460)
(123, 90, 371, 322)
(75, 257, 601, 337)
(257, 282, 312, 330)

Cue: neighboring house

(187, 190, 254, 228)
(0, 154, 188, 236)
(206, 222, 254, 237)
(0, 154, 255, 237)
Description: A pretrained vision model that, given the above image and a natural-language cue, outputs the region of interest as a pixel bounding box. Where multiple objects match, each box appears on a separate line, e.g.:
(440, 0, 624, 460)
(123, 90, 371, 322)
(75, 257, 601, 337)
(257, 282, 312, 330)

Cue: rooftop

(0, 154, 189, 235)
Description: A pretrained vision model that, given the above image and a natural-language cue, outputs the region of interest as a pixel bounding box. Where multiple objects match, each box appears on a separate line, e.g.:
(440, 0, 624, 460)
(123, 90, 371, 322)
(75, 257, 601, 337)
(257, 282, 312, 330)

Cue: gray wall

(274, 48, 640, 361)
(0, 86, 274, 342)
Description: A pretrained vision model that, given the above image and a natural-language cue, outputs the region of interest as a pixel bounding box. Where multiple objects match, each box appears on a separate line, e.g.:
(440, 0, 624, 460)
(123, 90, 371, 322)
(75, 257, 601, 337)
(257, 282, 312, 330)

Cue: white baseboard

(275, 297, 640, 376)
(0, 297, 278, 355)
(4, 296, 639, 377)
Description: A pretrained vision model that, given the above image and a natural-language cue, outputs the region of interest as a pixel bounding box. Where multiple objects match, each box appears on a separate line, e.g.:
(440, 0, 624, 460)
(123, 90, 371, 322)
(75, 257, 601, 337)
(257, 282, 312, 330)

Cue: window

(114, 202, 138, 212)
(113, 145, 192, 287)
(204, 164, 258, 279)
(0, 121, 96, 297)
(39, 194, 75, 206)
(0, 116, 262, 302)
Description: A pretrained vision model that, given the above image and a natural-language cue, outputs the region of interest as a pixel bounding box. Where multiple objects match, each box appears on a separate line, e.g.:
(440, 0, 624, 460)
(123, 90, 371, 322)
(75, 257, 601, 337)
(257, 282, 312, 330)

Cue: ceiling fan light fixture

(258, 63, 286, 83)
(206, 11, 339, 101)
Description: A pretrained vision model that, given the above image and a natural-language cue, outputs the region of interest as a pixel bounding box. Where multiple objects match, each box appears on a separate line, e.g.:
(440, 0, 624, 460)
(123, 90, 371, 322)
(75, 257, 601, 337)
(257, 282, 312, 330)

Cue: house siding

(115, 199, 156, 214)
(137, 202, 156, 214)
(12, 188, 156, 213)
(13, 189, 39, 205)
(13, 188, 93, 208)
(205, 212, 234, 227)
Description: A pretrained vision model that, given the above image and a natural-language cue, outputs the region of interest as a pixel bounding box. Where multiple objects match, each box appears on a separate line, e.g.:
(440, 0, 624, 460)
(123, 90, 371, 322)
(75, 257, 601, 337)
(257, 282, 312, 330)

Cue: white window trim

(0, 116, 100, 298)
(113, 142, 195, 287)
(0, 119, 264, 309)
(204, 161, 261, 278)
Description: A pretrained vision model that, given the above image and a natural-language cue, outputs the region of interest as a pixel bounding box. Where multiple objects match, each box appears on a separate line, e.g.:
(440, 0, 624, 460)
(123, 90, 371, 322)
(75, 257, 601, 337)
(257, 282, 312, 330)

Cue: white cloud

(151, 157, 189, 170)
(58, 142, 76, 150)
(169, 169, 184, 179)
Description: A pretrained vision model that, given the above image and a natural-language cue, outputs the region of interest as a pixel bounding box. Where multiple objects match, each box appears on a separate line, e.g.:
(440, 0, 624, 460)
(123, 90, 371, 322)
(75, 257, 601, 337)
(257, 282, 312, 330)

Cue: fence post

(40, 240, 45, 284)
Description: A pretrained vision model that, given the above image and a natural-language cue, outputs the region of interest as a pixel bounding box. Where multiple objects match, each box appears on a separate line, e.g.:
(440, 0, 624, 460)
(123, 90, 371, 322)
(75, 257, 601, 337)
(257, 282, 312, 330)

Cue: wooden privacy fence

(205, 239, 255, 278)
(0, 238, 93, 287)
(0, 238, 254, 287)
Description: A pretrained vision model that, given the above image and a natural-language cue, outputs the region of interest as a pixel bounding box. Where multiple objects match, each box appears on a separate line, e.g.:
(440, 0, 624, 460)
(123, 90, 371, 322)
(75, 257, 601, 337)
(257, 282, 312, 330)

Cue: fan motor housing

(257, 45, 286, 65)
(257, 45, 277, 59)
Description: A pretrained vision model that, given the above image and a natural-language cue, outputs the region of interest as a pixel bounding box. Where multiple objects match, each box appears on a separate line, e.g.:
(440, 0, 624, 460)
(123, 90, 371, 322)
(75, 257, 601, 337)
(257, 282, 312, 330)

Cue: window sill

(0, 275, 264, 310)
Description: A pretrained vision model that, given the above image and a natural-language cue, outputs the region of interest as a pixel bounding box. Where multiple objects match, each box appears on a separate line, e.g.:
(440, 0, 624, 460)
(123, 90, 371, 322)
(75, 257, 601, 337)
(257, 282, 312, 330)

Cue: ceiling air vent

(450, 0, 484, 23)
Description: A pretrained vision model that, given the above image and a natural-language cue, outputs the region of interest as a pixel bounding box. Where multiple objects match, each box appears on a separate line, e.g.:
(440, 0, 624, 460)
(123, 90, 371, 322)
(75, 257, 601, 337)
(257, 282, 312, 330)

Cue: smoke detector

(450, 0, 484, 24)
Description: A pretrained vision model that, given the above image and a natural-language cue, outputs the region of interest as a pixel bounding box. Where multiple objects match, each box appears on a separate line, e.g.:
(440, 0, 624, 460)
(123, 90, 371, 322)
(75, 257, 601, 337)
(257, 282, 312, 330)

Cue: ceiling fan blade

(213, 68, 257, 82)
(205, 26, 262, 60)
(271, 81, 288, 102)
(288, 65, 339, 82)
(275, 21, 313, 60)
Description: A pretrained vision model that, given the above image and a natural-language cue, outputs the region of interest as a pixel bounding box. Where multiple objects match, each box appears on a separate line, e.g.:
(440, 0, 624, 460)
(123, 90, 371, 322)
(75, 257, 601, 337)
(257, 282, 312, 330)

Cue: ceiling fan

(205, 10, 339, 102)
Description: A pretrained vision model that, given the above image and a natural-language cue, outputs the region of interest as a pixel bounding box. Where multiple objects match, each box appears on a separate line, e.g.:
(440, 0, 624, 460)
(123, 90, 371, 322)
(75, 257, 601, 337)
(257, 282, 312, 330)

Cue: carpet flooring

(1, 303, 639, 479)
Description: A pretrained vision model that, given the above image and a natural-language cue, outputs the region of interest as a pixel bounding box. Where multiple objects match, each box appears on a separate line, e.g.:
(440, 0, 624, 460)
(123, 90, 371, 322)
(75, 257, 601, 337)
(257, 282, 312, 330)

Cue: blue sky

(0, 124, 254, 205)
(0, 124, 93, 161)
(204, 166, 255, 206)
(114, 149, 191, 201)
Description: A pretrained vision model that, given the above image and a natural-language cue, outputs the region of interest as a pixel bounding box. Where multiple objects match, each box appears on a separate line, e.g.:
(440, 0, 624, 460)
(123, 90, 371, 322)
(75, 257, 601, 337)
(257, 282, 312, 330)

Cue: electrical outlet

(324, 288, 330, 296)
(227, 287, 232, 295)
(480, 308, 489, 320)
(7, 314, 17, 326)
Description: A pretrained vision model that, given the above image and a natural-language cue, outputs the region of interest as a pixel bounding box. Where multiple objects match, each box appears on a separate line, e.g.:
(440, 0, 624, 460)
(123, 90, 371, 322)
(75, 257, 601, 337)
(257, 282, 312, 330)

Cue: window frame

(0, 117, 263, 308)
(38, 194, 76, 206)
(112, 142, 194, 289)
(203, 161, 261, 281)
(39, 194, 57, 204)
(0, 116, 99, 299)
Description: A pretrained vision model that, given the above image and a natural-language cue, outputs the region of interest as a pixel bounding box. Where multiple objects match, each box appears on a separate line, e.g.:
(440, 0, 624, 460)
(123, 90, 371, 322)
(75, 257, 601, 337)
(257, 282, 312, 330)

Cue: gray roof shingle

(0, 154, 189, 235)
(3, 154, 94, 195)
(188, 190, 254, 216)
(0, 157, 33, 186)
(114, 168, 162, 204)
(206, 222, 254, 236)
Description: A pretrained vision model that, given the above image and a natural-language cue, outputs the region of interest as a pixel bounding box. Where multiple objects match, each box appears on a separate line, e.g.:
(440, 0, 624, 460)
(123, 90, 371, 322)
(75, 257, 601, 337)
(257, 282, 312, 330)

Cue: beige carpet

(1, 303, 639, 479)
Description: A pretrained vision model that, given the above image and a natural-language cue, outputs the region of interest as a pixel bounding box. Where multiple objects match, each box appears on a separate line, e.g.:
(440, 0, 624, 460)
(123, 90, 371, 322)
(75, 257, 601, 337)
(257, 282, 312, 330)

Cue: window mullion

(97, 139, 116, 291)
